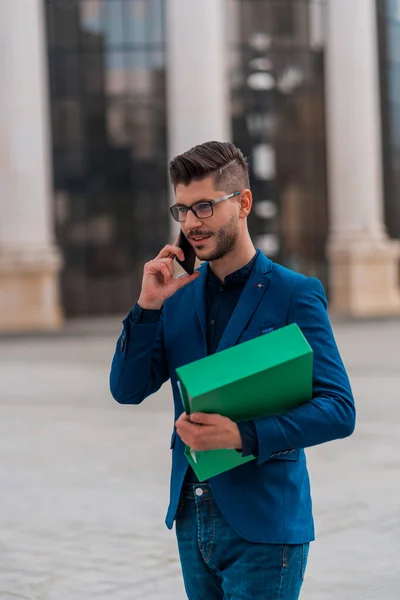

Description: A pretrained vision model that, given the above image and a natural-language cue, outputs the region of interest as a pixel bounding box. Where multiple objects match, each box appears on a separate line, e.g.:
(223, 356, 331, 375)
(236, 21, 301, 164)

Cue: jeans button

(195, 487, 203, 497)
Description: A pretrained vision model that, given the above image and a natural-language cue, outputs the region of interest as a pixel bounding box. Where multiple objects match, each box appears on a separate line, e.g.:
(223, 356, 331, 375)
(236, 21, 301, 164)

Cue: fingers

(175, 412, 238, 451)
(158, 263, 171, 283)
(145, 257, 173, 278)
(175, 412, 191, 427)
(156, 244, 184, 262)
(157, 257, 175, 278)
(176, 413, 195, 438)
(146, 261, 199, 287)
(146, 259, 170, 280)
(176, 418, 202, 447)
(175, 412, 217, 440)
(176, 419, 214, 450)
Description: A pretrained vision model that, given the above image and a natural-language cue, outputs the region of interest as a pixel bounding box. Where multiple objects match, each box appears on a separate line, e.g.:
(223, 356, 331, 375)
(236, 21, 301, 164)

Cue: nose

(184, 208, 203, 229)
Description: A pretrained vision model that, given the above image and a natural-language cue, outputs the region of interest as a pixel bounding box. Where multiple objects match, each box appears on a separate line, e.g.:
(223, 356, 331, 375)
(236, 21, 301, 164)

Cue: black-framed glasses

(169, 192, 241, 222)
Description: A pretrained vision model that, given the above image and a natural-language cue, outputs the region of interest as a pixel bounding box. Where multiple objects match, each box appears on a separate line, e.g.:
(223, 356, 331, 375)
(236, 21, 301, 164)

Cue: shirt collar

(207, 249, 259, 285)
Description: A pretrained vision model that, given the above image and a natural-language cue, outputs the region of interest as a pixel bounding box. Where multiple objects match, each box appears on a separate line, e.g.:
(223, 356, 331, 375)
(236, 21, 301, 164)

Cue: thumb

(191, 412, 218, 425)
(175, 270, 200, 291)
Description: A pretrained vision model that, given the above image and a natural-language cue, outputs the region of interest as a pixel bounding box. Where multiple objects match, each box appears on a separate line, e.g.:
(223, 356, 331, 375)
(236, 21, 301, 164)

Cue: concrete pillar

(166, 0, 231, 238)
(325, 0, 400, 317)
(0, 0, 63, 331)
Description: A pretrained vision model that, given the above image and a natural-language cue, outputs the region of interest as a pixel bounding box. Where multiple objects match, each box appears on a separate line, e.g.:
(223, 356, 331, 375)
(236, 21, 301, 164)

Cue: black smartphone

(176, 231, 196, 275)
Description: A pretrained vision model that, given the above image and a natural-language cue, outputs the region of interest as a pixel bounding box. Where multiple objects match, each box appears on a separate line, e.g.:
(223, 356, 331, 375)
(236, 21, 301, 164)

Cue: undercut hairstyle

(169, 141, 250, 193)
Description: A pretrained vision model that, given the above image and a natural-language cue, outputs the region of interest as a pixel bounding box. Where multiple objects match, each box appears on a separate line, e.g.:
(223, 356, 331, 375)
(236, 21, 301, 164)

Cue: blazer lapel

(193, 262, 208, 351)
(216, 252, 273, 353)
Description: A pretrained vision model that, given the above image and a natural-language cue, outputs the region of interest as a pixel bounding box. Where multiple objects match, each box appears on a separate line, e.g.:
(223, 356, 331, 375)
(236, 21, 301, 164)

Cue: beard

(190, 215, 240, 262)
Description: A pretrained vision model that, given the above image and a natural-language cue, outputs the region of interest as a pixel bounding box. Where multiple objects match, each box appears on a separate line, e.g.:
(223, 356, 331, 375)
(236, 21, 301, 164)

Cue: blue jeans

(175, 482, 309, 600)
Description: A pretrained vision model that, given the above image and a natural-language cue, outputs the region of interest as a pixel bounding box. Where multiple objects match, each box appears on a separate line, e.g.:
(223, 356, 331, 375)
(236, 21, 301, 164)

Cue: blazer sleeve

(109, 308, 169, 404)
(253, 277, 356, 465)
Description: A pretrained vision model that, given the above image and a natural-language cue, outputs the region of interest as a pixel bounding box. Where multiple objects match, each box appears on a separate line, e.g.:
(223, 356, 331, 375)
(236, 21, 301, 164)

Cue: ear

(239, 189, 253, 218)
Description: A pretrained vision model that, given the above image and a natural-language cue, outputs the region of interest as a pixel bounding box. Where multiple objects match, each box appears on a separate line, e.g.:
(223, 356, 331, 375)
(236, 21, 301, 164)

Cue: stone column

(0, 0, 62, 331)
(325, 0, 400, 317)
(166, 0, 231, 238)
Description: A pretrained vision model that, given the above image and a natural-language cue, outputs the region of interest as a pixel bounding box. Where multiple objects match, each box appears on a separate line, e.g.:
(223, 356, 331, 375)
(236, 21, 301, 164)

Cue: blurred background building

(1, 0, 400, 331)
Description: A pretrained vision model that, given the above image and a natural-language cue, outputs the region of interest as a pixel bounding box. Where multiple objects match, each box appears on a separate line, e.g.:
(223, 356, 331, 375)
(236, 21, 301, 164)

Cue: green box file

(175, 323, 313, 481)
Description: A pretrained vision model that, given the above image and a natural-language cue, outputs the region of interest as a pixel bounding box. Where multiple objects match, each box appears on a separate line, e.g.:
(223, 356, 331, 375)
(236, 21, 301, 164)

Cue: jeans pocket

(282, 544, 309, 582)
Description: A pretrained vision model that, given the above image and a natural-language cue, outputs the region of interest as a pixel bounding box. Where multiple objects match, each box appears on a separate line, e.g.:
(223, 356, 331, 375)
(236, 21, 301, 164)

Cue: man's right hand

(137, 242, 200, 310)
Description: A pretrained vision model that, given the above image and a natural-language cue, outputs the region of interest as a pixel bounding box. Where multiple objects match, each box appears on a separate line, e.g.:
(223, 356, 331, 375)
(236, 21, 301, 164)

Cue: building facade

(0, 0, 399, 330)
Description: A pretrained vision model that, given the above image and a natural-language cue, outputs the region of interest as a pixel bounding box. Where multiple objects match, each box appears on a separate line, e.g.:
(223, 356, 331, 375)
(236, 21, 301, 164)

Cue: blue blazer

(110, 251, 355, 544)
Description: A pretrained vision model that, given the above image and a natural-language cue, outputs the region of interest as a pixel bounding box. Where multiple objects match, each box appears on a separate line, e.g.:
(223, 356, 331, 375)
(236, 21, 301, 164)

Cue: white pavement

(0, 317, 399, 599)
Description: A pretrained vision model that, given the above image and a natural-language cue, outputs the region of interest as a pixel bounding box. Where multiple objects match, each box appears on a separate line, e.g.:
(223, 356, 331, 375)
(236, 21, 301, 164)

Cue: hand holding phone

(176, 231, 197, 275)
(138, 238, 199, 310)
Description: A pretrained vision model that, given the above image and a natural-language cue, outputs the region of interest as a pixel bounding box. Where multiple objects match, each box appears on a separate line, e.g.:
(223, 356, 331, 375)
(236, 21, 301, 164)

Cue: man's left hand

(175, 412, 242, 451)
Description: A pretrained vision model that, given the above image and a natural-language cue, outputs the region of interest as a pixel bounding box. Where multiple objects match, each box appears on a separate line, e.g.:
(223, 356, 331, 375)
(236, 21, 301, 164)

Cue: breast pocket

(239, 323, 275, 343)
(270, 449, 298, 462)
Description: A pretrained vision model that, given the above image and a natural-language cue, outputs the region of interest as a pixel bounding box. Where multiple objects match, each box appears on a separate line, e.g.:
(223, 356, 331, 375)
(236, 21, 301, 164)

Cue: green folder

(175, 323, 313, 481)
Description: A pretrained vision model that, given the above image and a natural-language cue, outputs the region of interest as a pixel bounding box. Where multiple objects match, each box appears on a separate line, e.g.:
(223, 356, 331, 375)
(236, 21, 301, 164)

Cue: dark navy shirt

(205, 251, 257, 355)
(130, 252, 260, 480)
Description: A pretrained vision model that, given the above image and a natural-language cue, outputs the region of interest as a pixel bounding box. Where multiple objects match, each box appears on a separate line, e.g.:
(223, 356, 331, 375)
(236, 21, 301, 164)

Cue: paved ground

(0, 316, 399, 600)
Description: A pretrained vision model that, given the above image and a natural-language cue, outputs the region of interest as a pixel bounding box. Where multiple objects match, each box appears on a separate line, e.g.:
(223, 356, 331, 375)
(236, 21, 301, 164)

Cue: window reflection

(44, 0, 168, 316)
(80, 0, 103, 34)
(126, 0, 165, 45)
(377, 0, 400, 239)
(104, 0, 125, 47)
(228, 0, 328, 285)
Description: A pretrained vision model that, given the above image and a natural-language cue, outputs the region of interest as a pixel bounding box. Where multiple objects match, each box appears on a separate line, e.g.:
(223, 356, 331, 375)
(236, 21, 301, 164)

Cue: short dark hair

(169, 141, 250, 193)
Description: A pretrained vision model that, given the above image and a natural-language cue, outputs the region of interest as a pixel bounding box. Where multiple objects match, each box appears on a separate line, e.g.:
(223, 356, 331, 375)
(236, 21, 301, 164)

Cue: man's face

(175, 176, 241, 262)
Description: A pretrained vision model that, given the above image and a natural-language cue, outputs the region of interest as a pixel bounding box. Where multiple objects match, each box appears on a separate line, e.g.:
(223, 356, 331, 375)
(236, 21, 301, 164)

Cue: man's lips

(189, 234, 212, 243)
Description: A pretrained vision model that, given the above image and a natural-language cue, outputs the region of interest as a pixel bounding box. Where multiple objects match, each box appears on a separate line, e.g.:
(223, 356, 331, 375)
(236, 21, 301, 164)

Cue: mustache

(187, 231, 213, 239)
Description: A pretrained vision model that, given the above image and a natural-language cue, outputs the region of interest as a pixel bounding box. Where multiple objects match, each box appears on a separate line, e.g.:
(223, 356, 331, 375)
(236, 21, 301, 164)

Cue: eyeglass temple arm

(211, 191, 240, 206)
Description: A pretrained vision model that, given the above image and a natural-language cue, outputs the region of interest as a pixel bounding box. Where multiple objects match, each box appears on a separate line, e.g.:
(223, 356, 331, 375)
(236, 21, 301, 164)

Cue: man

(110, 141, 355, 599)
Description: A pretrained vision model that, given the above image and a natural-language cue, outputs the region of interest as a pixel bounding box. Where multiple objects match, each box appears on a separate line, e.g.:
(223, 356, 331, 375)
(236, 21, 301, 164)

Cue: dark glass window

(377, 0, 400, 239)
(44, 0, 168, 316)
(227, 0, 329, 286)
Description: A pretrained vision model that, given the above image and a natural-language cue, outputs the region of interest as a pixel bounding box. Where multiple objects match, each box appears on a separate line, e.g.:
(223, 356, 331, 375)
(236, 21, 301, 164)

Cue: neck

(209, 233, 256, 282)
